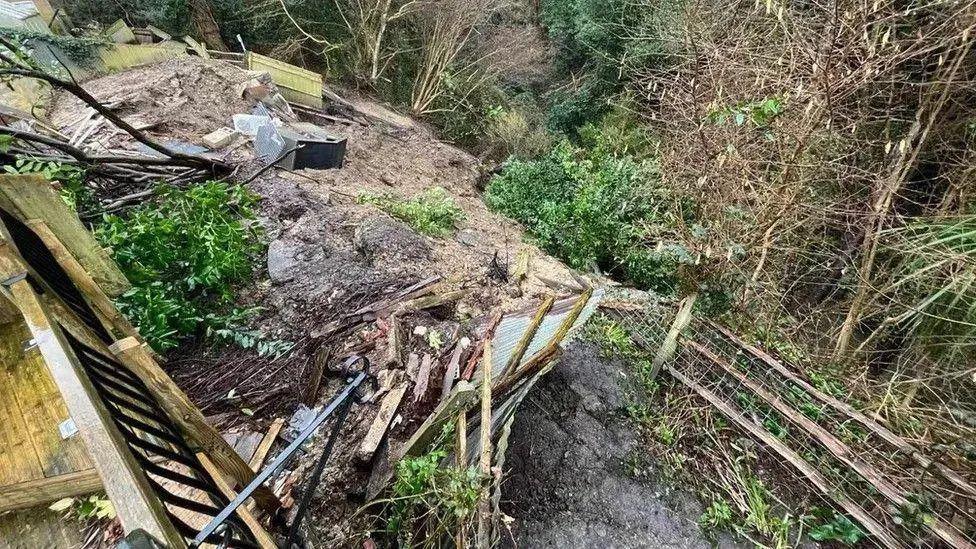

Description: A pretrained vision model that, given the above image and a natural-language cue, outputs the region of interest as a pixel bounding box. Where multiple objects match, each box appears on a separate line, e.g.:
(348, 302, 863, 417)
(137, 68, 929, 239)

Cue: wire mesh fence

(596, 289, 976, 548)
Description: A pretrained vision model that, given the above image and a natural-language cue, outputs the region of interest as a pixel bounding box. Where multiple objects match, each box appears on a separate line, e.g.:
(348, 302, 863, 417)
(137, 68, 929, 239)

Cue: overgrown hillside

(8, 0, 976, 546)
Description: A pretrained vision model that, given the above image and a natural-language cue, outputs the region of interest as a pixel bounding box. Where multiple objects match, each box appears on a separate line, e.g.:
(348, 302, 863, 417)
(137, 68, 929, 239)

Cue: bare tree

(409, 0, 504, 115)
(335, 0, 421, 84)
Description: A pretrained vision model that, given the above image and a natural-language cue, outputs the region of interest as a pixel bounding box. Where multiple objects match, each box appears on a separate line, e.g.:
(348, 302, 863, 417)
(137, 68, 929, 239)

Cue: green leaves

(359, 187, 465, 237)
(486, 138, 680, 293)
(809, 512, 866, 545)
(95, 181, 285, 354)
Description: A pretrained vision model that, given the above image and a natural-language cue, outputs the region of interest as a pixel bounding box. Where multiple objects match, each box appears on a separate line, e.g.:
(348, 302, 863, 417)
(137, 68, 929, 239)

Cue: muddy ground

(502, 341, 738, 548)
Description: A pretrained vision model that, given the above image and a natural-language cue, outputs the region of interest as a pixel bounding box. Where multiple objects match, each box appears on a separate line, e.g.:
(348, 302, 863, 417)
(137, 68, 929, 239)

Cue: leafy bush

(359, 187, 465, 237)
(809, 511, 866, 545)
(385, 424, 483, 546)
(95, 182, 277, 353)
(485, 138, 684, 294)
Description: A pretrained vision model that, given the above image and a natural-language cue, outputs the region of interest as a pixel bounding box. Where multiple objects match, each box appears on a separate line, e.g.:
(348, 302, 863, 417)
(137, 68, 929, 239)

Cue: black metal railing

(193, 356, 371, 548)
(63, 330, 260, 547)
(0, 207, 112, 343)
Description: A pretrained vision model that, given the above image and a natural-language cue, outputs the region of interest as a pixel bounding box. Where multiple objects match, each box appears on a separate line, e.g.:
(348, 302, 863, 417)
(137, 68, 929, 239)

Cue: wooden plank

(109, 337, 281, 513)
(0, 336, 44, 485)
(709, 321, 976, 498)
(440, 343, 465, 403)
(196, 454, 277, 549)
(1, 277, 184, 547)
(666, 364, 906, 549)
(27, 220, 139, 341)
(358, 378, 407, 463)
(249, 419, 285, 472)
(500, 295, 554, 378)
(0, 504, 88, 549)
(5, 320, 92, 478)
(689, 340, 973, 549)
(0, 174, 130, 297)
(0, 468, 101, 512)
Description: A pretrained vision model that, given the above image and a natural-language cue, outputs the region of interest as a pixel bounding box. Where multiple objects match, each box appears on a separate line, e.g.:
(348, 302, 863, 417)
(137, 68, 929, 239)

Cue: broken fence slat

(666, 364, 906, 549)
(358, 382, 408, 463)
(440, 344, 465, 403)
(413, 354, 433, 403)
(501, 295, 554, 378)
(249, 418, 285, 472)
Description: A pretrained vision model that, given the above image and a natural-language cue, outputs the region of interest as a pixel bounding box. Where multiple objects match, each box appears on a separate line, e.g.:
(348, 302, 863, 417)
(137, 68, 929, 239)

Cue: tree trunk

(189, 0, 229, 52)
(369, 0, 392, 83)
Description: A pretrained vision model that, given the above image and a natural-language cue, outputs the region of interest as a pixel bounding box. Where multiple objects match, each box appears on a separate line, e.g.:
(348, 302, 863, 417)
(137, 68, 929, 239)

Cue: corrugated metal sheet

(488, 288, 604, 378)
(0, 0, 38, 20)
(246, 52, 322, 108)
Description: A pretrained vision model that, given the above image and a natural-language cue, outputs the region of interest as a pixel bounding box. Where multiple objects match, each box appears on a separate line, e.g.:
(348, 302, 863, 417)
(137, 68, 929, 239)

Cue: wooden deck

(0, 318, 99, 512)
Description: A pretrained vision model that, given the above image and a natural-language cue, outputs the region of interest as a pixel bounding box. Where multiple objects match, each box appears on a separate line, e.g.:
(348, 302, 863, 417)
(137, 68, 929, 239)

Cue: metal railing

(192, 356, 371, 547)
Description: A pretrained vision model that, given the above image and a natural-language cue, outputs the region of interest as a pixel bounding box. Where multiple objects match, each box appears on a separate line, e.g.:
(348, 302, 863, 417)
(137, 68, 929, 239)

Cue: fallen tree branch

(0, 43, 228, 174)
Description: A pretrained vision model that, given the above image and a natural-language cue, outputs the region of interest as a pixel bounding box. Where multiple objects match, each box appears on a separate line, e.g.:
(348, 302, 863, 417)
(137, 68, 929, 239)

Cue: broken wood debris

(358, 372, 407, 463)
(412, 354, 434, 402)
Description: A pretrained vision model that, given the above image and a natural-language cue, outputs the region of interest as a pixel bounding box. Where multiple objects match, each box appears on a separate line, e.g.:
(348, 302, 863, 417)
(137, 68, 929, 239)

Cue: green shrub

(359, 187, 465, 237)
(95, 182, 282, 353)
(485, 138, 682, 293)
(385, 424, 483, 546)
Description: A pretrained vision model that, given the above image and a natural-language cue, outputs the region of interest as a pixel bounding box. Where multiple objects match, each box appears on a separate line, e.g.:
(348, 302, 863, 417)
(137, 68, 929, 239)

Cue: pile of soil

(47, 56, 254, 146)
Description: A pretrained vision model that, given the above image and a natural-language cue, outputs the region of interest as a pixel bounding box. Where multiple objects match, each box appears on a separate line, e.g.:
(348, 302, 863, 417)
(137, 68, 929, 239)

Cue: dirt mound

(47, 56, 253, 146)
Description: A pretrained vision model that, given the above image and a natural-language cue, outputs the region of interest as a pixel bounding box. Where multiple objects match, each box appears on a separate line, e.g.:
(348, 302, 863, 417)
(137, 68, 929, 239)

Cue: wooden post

(476, 340, 493, 549)
(26, 220, 140, 340)
(109, 337, 281, 514)
(0, 267, 184, 547)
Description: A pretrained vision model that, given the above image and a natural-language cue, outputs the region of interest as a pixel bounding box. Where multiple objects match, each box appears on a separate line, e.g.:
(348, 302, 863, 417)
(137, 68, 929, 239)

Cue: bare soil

(502, 341, 739, 548)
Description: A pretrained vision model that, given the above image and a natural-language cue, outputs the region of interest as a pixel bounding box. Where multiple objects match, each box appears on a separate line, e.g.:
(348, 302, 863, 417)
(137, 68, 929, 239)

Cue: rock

(456, 229, 478, 247)
(267, 239, 300, 284)
(354, 215, 431, 262)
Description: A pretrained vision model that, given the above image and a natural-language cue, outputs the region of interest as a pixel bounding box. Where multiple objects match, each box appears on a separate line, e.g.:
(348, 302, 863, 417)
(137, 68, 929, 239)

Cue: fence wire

(598, 291, 975, 548)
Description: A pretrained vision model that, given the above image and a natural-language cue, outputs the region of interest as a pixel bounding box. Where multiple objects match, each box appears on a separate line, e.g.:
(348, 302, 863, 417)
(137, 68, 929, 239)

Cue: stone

(456, 229, 478, 246)
(267, 239, 299, 284)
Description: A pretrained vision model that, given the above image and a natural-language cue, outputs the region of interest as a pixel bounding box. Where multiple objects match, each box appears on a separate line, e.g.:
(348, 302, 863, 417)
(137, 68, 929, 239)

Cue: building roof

(0, 1, 39, 21)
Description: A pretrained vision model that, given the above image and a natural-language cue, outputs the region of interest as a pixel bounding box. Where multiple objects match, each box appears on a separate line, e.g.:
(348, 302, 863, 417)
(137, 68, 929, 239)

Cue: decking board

(0, 319, 96, 511)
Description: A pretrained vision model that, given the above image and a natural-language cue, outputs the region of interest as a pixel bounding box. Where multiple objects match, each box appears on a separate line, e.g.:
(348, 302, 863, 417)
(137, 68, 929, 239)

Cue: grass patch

(359, 187, 465, 237)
